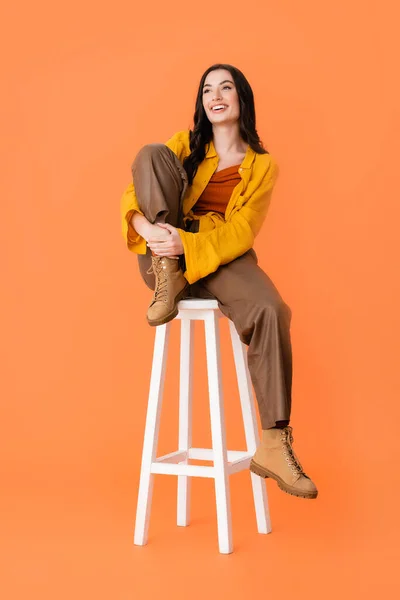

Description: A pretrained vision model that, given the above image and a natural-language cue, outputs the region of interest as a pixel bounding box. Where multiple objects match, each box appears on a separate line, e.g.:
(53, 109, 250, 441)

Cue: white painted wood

(155, 450, 188, 464)
(228, 320, 272, 535)
(175, 298, 223, 321)
(188, 448, 247, 461)
(155, 447, 251, 472)
(228, 458, 252, 475)
(177, 318, 194, 526)
(152, 463, 215, 477)
(176, 298, 220, 311)
(176, 310, 222, 322)
(226, 451, 252, 463)
(134, 322, 171, 546)
(134, 298, 273, 554)
(204, 311, 233, 554)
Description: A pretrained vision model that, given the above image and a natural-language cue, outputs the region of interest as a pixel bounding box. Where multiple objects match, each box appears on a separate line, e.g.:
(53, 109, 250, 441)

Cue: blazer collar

(205, 138, 256, 169)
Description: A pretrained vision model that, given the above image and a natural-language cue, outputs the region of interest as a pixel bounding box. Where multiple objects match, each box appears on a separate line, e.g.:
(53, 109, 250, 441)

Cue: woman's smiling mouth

(211, 104, 228, 112)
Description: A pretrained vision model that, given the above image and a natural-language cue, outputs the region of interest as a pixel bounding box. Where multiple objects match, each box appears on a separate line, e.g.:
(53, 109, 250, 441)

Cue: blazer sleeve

(177, 156, 279, 284)
(120, 130, 190, 254)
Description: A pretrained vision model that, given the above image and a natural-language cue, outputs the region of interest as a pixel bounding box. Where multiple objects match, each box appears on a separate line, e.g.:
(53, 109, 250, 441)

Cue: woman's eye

(204, 86, 231, 94)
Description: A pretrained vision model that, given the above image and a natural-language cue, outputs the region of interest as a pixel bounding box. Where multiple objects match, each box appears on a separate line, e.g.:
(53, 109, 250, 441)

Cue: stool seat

(134, 297, 271, 554)
(176, 298, 220, 310)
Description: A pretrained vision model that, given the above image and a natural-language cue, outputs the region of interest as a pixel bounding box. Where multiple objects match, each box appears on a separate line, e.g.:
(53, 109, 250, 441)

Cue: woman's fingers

(148, 244, 177, 256)
(148, 239, 175, 247)
(148, 244, 169, 252)
(148, 239, 165, 248)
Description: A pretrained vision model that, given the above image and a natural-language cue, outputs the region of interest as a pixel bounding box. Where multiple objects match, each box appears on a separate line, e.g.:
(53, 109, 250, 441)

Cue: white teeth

(212, 105, 227, 111)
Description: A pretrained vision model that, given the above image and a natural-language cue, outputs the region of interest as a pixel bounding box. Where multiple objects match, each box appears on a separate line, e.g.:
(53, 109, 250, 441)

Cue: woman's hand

(147, 223, 184, 257)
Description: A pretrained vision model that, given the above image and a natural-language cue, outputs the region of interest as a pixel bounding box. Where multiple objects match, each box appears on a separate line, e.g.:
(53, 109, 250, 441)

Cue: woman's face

(202, 69, 240, 125)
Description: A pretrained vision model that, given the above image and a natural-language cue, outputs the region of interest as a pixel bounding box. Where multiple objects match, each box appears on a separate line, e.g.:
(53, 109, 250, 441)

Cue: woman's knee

(132, 143, 187, 190)
(233, 298, 291, 346)
(262, 298, 292, 322)
(132, 143, 166, 168)
(241, 296, 292, 328)
(139, 142, 166, 155)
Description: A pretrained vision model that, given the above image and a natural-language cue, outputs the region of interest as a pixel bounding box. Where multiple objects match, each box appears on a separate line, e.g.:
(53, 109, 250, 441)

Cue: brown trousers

(131, 143, 293, 430)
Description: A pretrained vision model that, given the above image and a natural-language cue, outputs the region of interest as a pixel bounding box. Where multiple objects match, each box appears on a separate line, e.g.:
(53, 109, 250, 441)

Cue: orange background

(1, 1, 399, 597)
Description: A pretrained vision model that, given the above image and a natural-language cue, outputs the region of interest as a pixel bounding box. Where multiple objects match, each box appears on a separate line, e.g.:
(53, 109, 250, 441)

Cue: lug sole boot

(250, 425, 318, 499)
(146, 255, 189, 327)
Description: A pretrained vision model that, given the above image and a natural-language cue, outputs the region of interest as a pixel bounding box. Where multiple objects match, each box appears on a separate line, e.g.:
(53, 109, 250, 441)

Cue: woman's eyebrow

(203, 79, 234, 88)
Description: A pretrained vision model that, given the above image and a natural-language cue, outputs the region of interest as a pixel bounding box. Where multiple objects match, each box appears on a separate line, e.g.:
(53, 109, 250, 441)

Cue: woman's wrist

(130, 212, 152, 241)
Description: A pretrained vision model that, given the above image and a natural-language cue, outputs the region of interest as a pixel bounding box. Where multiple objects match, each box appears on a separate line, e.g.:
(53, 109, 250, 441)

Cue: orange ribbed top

(192, 164, 242, 216)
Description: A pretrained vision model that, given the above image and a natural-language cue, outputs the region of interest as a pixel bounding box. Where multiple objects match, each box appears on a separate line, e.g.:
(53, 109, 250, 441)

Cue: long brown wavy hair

(182, 63, 268, 186)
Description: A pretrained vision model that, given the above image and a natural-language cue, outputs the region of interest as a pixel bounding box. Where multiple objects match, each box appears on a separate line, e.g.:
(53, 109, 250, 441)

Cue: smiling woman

(120, 62, 318, 501)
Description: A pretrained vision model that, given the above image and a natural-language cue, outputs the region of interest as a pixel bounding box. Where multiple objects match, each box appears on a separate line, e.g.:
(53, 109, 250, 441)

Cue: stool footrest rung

(154, 450, 187, 464)
(151, 462, 215, 478)
(188, 448, 250, 461)
(151, 447, 253, 477)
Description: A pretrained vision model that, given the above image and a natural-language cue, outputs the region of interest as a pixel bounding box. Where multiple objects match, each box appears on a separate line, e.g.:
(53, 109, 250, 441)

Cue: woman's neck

(211, 123, 247, 156)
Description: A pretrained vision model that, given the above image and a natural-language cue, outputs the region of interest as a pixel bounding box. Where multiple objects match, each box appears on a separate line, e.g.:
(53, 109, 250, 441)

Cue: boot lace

(280, 426, 307, 476)
(146, 257, 169, 303)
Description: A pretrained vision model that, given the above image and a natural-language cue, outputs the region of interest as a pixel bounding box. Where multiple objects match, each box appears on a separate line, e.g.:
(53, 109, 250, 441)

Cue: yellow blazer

(120, 129, 279, 284)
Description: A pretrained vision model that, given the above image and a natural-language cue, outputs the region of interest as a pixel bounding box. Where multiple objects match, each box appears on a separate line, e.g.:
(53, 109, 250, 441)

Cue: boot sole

(147, 283, 190, 327)
(249, 459, 318, 500)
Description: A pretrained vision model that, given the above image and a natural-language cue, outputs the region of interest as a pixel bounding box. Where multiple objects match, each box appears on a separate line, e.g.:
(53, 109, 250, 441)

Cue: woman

(120, 63, 318, 500)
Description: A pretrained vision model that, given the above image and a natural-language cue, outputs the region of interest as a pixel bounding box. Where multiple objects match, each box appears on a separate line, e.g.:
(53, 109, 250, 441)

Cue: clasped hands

(146, 222, 184, 257)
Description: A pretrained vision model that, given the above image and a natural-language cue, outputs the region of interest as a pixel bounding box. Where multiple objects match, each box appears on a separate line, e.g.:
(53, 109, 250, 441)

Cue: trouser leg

(131, 143, 191, 290)
(192, 248, 293, 430)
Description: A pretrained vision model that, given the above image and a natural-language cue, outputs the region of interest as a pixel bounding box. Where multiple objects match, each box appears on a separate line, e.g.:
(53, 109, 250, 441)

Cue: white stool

(134, 298, 271, 554)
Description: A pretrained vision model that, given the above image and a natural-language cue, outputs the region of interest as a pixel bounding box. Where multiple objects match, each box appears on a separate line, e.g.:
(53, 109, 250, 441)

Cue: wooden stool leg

(134, 322, 171, 546)
(204, 312, 233, 554)
(177, 319, 194, 526)
(228, 320, 272, 535)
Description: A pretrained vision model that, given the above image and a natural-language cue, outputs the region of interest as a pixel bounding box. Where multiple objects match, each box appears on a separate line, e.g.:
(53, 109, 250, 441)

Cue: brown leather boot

(146, 255, 189, 326)
(250, 426, 318, 499)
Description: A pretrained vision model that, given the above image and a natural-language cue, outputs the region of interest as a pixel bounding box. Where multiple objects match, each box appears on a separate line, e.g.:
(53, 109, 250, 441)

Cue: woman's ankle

(265, 420, 290, 430)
